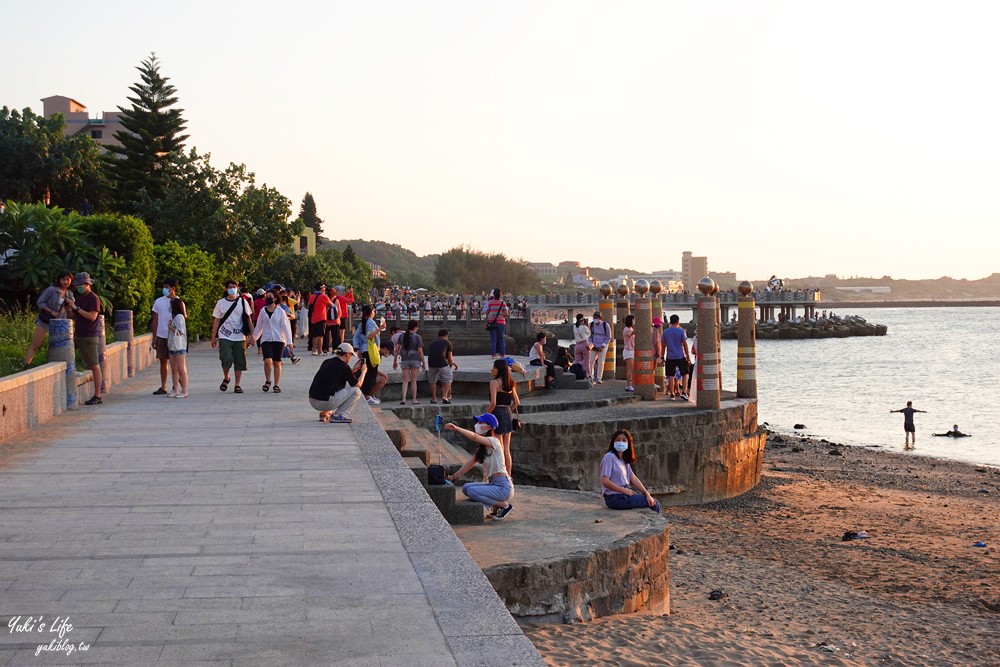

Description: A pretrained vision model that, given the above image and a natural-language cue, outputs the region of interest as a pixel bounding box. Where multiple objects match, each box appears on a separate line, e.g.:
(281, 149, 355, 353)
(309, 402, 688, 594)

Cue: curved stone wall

(511, 399, 765, 506)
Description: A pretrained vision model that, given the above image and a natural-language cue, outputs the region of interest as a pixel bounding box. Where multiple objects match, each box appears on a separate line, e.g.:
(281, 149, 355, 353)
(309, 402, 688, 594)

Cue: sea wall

(512, 399, 766, 506)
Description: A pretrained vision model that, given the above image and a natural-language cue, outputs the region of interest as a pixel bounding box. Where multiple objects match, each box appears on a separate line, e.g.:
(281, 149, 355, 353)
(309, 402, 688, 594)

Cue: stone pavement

(0, 343, 543, 666)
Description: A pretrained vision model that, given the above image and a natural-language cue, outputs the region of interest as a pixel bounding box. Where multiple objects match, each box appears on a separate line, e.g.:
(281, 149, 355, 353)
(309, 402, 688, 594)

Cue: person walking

(445, 414, 514, 520)
(891, 401, 927, 450)
(661, 314, 692, 400)
(487, 358, 519, 476)
(394, 320, 424, 405)
(308, 343, 365, 423)
(572, 314, 592, 379)
(588, 310, 612, 384)
(23, 270, 74, 368)
(426, 329, 457, 404)
(308, 283, 331, 356)
(211, 280, 253, 394)
(253, 289, 294, 394)
(67, 272, 103, 405)
(151, 278, 184, 395)
(166, 297, 188, 398)
(600, 429, 660, 513)
(484, 288, 509, 358)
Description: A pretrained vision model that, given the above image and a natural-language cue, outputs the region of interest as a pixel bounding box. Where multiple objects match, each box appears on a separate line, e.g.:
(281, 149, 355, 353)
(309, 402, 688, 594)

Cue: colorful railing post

(598, 284, 615, 379)
(48, 318, 77, 409)
(695, 278, 721, 410)
(737, 281, 758, 399)
(614, 283, 630, 380)
(97, 314, 108, 394)
(632, 280, 655, 400)
(650, 280, 665, 393)
(114, 310, 134, 377)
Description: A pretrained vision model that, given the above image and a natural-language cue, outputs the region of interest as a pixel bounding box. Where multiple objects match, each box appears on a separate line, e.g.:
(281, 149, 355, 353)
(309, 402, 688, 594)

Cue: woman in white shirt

(528, 332, 556, 389)
(166, 298, 189, 398)
(252, 289, 294, 393)
(445, 414, 514, 520)
(572, 314, 592, 378)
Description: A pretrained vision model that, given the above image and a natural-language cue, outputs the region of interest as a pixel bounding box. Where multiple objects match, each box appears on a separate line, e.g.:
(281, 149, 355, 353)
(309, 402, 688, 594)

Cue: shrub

(0, 309, 43, 377)
(78, 213, 155, 322)
(153, 241, 222, 338)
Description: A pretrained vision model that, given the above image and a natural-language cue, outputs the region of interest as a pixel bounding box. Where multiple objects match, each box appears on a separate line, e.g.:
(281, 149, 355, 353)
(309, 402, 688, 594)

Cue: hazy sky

(6, 1, 998, 280)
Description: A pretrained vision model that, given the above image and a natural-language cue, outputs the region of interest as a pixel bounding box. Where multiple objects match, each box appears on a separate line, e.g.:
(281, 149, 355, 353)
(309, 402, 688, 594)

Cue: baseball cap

(335, 343, 355, 357)
(73, 272, 93, 286)
(473, 413, 499, 430)
(593, 311, 602, 318)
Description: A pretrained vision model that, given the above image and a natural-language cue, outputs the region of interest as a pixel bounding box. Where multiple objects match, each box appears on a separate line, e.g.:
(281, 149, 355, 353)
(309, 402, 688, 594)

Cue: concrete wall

(0, 333, 155, 443)
(512, 399, 766, 506)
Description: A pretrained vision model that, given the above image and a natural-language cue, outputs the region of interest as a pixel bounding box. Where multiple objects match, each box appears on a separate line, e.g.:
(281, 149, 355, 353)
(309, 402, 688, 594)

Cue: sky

(6, 1, 999, 281)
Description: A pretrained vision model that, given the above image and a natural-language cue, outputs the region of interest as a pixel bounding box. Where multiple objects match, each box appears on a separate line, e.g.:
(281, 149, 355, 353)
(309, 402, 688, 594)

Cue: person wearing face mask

(600, 429, 660, 513)
(211, 280, 253, 393)
(66, 272, 104, 405)
(445, 414, 514, 520)
(151, 278, 185, 395)
(253, 290, 294, 393)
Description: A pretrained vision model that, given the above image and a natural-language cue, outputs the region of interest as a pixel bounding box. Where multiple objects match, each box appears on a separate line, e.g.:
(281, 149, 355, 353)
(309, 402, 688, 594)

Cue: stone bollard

(598, 286, 615, 379)
(48, 318, 77, 410)
(737, 282, 757, 399)
(97, 314, 108, 394)
(114, 310, 134, 378)
(632, 281, 655, 400)
(695, 279, 720, 410)
(614, 284, 630, 380)
(650, 281, 665, 393)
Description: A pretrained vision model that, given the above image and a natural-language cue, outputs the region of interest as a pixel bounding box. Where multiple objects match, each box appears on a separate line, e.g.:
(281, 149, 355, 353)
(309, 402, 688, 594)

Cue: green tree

(298, 192, 323, 237)
(153, 241, 221, 337)
(434, 246, 541, 294)
(0, 107, 108, 211)
(104, 53, 189, 215)
(78, 213, 156, 317)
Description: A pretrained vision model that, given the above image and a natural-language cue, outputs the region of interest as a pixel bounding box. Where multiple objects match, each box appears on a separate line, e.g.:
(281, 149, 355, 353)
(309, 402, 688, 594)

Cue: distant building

(41, 96, 124, 149)
(836, 286, 891, 294)
(681, 251, 708, 292)
(370, 263, 386, 281)
(709, 271, 738, 290)
(612, 271, 683, 292)
(292, 226, 316, 256)
(528, 262, 560, 281)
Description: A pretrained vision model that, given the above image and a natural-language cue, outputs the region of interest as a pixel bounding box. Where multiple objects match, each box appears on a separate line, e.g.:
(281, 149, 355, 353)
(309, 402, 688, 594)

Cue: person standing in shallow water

(891, 401, 926, 450)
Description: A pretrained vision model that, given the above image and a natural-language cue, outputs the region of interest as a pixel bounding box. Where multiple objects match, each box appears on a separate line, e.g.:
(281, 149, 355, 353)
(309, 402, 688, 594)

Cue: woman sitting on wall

(600, 429, 660, 513)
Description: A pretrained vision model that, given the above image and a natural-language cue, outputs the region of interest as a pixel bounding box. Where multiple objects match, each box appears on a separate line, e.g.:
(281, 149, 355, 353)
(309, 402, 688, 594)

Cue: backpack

(327, 299, 340, 323)
(569, 363, 586, 380)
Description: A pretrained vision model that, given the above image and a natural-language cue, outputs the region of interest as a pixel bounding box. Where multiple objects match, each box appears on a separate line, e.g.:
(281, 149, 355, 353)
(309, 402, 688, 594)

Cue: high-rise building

(681, 251, 708, 292)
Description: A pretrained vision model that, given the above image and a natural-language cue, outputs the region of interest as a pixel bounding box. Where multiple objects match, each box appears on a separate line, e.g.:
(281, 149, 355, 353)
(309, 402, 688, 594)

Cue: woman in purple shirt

(600, 429, 660, 513)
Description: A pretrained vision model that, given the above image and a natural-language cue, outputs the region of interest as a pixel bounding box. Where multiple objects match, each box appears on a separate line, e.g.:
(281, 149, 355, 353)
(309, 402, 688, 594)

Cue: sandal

(272, 385, 281, 393)
(234, 386, 244, 394)
(262, 381, 271, 392)
(430, 399, 437, 404)
(220, 378, 230, 392)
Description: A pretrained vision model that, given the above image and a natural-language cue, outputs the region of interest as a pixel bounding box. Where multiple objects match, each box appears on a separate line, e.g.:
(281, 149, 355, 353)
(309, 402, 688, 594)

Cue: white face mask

(227, 287, 237, 296)
(613, 441, 628, 453)
(474, 423, 491, 435)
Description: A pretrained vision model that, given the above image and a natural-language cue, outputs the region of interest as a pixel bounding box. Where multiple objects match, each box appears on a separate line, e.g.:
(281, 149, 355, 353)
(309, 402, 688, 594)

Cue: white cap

(336, 343, 355, 357)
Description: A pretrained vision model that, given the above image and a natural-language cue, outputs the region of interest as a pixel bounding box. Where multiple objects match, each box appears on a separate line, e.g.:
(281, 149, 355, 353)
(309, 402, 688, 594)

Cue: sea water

(713, 306, 1000, 467)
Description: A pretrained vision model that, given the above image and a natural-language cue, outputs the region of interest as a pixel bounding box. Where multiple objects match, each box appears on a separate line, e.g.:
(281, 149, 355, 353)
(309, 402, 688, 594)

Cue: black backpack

(569, 363, 586, 380)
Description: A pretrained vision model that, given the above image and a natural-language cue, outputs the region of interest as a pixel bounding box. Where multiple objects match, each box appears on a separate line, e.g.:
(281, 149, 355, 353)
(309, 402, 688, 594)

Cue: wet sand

(526, 432, 1000, 666)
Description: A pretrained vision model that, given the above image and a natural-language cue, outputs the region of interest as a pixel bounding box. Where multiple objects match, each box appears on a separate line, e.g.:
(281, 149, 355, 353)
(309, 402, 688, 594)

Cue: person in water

(933, 424, 971, 437)
(890, 401, 926, 450)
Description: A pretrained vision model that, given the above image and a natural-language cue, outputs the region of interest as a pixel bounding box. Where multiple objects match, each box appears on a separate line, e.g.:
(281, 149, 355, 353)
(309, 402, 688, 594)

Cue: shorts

(77, 336, 100, 368)
(168, 349, 187, 356)
(904, 424, 915, 433)
(309, 321, 326, 339)
(218, 338, 248, 372)
(665, 358, 689, 377)
(261, 341, 284, 362)
(622, 349, 635, 360)
(400, 360, 421, 370)
(154, 336, 169, 361)
(427, 366, 453, 384)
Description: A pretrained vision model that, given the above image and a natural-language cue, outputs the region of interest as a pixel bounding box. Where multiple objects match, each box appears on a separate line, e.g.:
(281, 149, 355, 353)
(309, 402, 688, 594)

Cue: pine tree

(298, 192, 324, 237)
(104, 53, 188, 214)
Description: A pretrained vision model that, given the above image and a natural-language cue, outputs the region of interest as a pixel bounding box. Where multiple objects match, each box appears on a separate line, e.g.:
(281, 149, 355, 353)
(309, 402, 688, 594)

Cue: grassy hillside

(318, 239, 438, 287)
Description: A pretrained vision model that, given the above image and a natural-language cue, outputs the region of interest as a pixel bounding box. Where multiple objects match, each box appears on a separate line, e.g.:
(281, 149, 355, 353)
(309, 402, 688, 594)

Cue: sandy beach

(525, 432, 999, 666)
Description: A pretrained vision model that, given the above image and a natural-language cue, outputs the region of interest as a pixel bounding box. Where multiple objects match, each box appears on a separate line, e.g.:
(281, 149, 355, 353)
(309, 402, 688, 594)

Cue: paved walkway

(0, 344, 542, 665)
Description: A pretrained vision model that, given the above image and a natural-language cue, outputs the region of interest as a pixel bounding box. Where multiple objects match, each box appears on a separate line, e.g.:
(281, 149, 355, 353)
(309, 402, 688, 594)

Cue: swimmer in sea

(933, 424, 971, 438)
(890, 401, 926, 450)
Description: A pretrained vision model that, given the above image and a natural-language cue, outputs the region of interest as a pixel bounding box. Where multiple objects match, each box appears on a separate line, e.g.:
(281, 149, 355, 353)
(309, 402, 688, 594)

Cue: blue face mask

(613, 441, 628, 453)
(76, 286, 87, 295)
(227, 287, 237, 296)
(162, 287, 170, 297)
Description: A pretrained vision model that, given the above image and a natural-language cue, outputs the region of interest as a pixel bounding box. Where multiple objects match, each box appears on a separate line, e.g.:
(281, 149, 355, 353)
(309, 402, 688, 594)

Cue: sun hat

(336, 343, 355, 357)
(473, 413, 499, 430)
(73, 272, 93, 286)
(652, 316, 663, 326)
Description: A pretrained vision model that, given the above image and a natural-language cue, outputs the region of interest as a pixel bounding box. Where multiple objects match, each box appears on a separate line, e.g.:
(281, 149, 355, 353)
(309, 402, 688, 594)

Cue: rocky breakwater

(720, 315, 888, 340)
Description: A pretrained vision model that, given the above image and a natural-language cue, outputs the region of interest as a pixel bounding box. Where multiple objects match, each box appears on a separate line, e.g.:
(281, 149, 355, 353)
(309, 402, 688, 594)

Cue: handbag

(38, 310, 52, 324)
(511, 405, 522, 431)
(485, 306, 499, 331)
(367, 334, 381, 367)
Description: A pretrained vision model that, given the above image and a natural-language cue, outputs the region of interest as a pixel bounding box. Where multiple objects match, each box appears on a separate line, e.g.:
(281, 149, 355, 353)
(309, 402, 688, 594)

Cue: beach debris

(792, 446, 804, 453)
(794, 423, 806, 430)
(594, 519, 603, 524)
(979, 489, 990, 494)
(829, 448, 843, 456)
(972, 541, 987, 548)
(812, 642, 840, 653)
(708, 589, 728, 601)
(842, 530, 870, 541)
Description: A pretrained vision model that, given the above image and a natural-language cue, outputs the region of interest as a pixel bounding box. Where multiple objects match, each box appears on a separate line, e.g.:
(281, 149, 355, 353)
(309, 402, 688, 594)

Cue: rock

(794, 423, 806, 430)
(708, 589, 728, 601)
(829, 449, 843, 456)
(792, 447, 804, 453)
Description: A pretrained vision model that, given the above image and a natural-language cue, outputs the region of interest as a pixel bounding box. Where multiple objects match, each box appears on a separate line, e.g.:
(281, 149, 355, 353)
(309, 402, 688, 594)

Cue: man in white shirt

(150, 278, 185, 395)
(211, 279, 253, 394)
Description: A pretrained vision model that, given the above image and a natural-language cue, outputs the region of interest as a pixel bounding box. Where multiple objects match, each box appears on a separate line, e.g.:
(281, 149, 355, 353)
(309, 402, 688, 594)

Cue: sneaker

(330, 414, 352, 424)
(153, 387, 168, 395)
(595, 379, 603, 384)
(366, 396, 380, 406)
(625, 386, 634, 392)
(680, 393, 690, 401)
(176, 393, 188, 399)
(311, 351, 319, 356)
(84, 396, 102, 406)
(291, 356, 301, 365)
(492, 504, 513, 520)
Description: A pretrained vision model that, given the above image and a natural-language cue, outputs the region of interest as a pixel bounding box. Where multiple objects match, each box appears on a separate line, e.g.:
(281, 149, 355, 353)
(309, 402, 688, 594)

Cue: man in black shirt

(890, 401, 926, 450)
(309, 343, 366, 423)
(426, 329, 458, 404)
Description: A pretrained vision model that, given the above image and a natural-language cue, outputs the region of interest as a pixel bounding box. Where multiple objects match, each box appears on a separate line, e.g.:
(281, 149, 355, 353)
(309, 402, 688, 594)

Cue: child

(167, 297, 188, 398)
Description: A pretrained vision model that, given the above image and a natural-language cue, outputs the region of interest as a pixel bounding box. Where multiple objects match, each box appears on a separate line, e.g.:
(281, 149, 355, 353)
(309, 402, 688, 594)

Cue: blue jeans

(462, 475, 513, 509)
(490, 323, 506, 356)
(604, 491, 660, 513)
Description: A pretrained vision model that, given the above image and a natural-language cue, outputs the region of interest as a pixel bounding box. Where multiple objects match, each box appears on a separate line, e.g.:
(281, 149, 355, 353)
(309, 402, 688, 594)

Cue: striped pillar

(599, 298, 615, 377)
(737, 296, 757, 398)
(651, 296, 665, 393)
(114, 310, 134, 377)
(97, 314, 108, 394)
(695, 296, 720, 409)
(614, 297, 630, 380)
(633, 297, 655, 400)
(49, 318, 77, 410)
